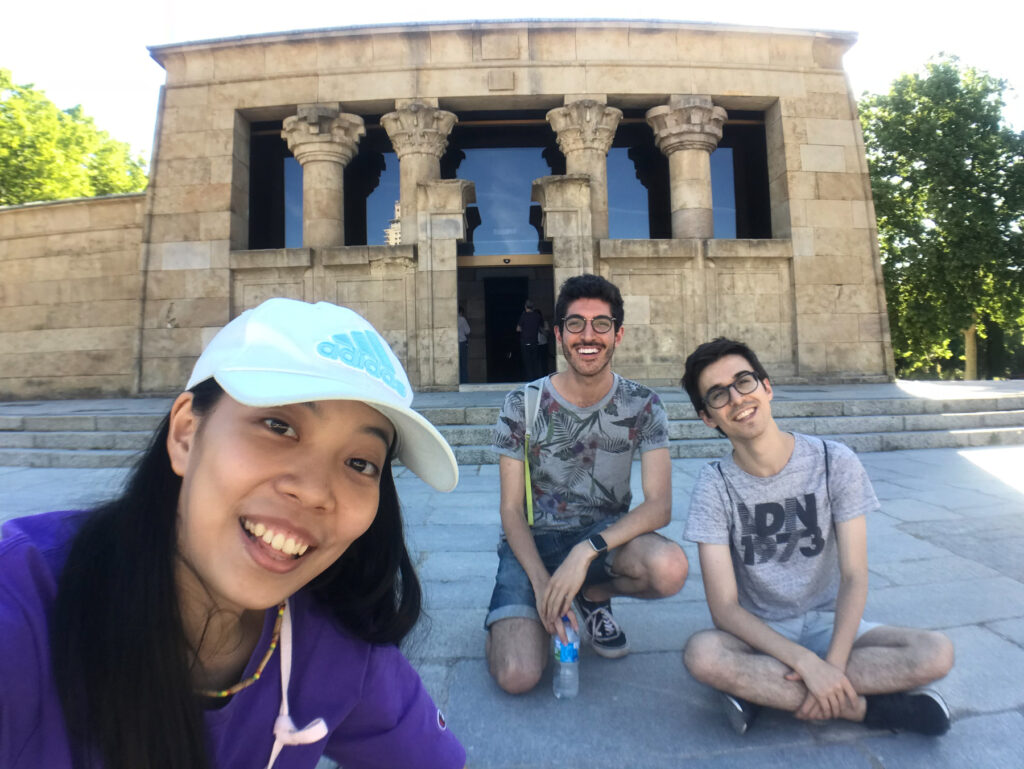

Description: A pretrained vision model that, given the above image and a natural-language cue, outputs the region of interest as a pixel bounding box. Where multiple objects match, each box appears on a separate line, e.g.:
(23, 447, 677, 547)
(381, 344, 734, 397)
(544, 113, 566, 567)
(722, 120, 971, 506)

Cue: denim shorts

(765, 610, 881, 658)
(484, 520, 616, 629)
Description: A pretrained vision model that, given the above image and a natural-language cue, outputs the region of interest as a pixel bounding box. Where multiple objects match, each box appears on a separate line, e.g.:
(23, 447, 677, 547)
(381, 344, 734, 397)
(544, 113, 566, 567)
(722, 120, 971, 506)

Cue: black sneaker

(864, 690, 951, 735)
(721, 693, 760, 735)
(574, 594, 629, 658)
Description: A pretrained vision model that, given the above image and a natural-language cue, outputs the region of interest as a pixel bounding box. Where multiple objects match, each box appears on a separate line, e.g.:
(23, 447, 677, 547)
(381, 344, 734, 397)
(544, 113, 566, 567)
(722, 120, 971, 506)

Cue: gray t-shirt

(492, 374, 669, 533)
(684, 433, 879, 620)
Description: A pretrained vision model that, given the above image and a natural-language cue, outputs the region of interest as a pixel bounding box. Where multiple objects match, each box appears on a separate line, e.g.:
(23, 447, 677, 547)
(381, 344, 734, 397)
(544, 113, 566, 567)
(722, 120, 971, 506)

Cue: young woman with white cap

(0, 299, 466, 769)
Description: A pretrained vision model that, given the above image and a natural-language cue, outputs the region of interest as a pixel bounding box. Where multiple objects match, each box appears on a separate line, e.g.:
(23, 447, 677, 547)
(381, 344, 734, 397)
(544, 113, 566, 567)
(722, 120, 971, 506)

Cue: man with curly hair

(485, 274, 689, 694)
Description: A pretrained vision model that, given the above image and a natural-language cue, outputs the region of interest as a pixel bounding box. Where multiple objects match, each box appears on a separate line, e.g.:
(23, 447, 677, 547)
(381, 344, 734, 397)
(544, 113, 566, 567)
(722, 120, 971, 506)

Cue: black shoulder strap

(822, 438, 831, 505)
(714, 460, 734, 508)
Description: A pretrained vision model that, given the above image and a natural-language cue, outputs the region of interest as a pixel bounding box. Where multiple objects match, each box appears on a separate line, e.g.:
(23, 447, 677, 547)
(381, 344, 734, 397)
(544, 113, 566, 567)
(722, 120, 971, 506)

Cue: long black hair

(51, 380, 422, 769)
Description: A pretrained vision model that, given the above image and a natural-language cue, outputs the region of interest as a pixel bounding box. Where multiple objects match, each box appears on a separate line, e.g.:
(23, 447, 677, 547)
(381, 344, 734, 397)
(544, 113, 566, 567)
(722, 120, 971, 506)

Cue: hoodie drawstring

(265, 600, 328, 769)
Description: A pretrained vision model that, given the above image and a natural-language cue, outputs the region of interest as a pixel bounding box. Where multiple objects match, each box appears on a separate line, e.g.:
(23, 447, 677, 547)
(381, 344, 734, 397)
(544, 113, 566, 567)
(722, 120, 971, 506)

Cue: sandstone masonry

(0, 20, 894, 398)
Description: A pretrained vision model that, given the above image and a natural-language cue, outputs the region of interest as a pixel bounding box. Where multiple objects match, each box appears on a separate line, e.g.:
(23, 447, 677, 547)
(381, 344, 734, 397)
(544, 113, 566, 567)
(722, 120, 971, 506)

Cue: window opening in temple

(248, 120, 398, 249)
(344, 123, 399, 246)
(249, 121, 295, 250)
(711, 148, 736, 238)
(442, 112, 563, 256)
(608, 116, 671, 239)
(283, 157, 302, 247)
(712, 112, 772, 239)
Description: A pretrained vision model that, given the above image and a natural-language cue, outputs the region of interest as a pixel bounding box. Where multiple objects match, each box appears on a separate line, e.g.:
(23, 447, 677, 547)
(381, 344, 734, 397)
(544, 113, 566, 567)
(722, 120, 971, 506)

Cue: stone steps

(0, 447, 140, 469)
(1, 397, 1023, 468)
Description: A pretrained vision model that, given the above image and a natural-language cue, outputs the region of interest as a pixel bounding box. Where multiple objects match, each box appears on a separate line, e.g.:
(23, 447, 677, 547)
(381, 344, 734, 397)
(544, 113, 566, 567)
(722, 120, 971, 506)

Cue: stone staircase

(432, 395, 1024, 463)
(4, 391, 1022, 469)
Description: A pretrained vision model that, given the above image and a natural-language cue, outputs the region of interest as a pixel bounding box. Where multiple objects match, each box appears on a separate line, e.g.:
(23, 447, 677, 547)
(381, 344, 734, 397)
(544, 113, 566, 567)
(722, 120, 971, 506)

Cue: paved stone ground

(3, 441, 1023, 768)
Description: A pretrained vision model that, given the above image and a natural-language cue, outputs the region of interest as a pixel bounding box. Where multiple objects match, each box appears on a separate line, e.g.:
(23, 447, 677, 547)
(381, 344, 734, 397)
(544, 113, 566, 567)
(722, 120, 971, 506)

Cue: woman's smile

(241, 516, 313, 558)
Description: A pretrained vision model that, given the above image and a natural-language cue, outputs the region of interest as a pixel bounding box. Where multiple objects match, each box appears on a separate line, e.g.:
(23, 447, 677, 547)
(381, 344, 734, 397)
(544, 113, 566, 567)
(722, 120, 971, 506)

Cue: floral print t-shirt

(492, 374, 669, 533)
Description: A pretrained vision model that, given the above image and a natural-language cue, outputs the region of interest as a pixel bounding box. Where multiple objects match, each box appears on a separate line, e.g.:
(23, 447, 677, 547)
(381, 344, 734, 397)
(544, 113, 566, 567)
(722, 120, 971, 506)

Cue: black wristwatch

(587, 534, 608, 555)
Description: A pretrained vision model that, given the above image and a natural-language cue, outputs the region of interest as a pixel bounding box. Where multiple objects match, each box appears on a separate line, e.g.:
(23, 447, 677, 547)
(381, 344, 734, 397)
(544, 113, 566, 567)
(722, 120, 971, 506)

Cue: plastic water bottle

(552, 616, 579, 699)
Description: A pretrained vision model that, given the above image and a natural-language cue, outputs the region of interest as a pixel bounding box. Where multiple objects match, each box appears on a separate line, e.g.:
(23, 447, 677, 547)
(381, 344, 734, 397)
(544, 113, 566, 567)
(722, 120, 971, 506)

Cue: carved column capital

(280, 104, 365, 249)
(282, 104, 366, 167)
(381, 101, 458, 159)
(546, 100, 621, 238)
(546, 100, 623, 156)
(645, 95, 727, 155)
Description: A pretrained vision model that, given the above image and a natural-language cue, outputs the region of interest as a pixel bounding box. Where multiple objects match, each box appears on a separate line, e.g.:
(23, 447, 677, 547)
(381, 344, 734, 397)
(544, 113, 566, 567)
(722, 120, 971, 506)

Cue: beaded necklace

(197, 602, 287, 699)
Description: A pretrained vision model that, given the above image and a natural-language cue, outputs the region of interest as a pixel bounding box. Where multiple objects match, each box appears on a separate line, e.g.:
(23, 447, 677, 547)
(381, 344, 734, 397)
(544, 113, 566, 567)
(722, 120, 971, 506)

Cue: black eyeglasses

(703, 371, 761, 410)
(562, 315, 615, 334)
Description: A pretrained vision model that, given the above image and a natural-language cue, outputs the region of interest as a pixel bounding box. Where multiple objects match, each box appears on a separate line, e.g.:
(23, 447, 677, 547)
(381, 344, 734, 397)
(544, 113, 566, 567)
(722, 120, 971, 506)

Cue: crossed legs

(487, 532, 688, 694)
(684, 625, 955, 721)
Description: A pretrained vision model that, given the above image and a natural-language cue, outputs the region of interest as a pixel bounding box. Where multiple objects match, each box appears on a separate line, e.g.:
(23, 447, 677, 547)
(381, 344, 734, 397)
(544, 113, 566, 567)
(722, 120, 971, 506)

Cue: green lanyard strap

(522, 381, 542, 527)
(524, 435, 534, 526)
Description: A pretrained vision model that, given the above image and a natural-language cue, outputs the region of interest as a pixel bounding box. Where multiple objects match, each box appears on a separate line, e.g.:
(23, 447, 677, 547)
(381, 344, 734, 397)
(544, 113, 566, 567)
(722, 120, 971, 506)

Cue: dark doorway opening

(463, 266, 555, 384)
(484, 276, 529, 383)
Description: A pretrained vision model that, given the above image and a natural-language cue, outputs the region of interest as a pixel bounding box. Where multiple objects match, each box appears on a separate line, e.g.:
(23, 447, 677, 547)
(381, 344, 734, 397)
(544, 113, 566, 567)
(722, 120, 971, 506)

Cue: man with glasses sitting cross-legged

(680, 337, 955, 736)
(485, 274, 689, 694)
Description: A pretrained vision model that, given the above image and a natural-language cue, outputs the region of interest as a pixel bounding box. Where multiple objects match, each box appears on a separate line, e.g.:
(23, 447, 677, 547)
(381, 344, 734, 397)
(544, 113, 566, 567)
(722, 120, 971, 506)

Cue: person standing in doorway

(458, 306, 471, 384)
(516, 300, 543, 381)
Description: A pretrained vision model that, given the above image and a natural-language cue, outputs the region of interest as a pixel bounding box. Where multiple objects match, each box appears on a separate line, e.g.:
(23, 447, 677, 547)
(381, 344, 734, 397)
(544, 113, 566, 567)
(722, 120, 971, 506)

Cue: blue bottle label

(554, 638, 579, 663)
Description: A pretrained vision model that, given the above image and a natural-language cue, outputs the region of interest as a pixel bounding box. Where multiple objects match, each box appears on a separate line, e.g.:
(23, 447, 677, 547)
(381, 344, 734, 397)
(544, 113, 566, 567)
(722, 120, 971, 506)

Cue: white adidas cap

(186, 298, 458, 492)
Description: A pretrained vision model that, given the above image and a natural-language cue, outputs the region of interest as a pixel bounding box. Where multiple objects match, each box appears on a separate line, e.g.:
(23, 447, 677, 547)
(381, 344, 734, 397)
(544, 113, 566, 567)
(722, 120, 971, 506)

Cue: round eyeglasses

(703, 371, 761, 410)
(562, 314, 615, 334)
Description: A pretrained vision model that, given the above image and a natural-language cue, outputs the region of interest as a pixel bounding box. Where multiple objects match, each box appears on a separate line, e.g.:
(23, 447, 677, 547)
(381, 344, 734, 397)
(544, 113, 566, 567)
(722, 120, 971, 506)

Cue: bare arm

(541, 447, 673, 626)
(593, 446, 672, 549)
(825, 516, 869, 671)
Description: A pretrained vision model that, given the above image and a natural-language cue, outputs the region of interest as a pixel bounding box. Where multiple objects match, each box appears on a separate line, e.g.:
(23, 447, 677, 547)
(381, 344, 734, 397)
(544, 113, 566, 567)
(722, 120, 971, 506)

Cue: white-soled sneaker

(574, 594, 629, 659)
(864, 690, 951, 735)
(721, 693, 760, 735)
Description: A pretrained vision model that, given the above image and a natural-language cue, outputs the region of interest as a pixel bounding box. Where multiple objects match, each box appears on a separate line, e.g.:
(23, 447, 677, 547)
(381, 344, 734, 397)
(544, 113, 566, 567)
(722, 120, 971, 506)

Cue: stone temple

(0, 20, 895, 399)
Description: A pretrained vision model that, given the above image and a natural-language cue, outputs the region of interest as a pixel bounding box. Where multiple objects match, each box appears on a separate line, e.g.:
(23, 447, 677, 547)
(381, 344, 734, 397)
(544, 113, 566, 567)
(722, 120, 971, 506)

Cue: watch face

(589, 535, 608, 553)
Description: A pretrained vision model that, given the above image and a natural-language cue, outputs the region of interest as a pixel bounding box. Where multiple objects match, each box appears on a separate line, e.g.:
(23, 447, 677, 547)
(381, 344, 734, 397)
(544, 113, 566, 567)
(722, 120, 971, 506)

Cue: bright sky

(3, 0, 1021, 163)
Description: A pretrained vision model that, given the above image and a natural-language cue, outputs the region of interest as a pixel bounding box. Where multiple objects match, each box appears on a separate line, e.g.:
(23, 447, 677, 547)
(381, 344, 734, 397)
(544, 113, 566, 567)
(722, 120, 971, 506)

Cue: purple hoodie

(0, 511, 465, 769)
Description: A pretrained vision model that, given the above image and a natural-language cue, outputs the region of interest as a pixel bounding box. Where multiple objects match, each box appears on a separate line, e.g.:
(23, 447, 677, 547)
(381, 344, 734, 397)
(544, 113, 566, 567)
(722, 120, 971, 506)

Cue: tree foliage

(860, 56, 1024, 377)
(0, 68, 147, 206)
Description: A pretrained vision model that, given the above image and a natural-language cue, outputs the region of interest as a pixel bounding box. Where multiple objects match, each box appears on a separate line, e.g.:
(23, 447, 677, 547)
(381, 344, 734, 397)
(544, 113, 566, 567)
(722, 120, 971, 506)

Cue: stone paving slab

(932, 625, 1024, 715)
(985, 618, 1024, 647)
(2, 445, 1023, 768)
(863, 711, 1024, 769)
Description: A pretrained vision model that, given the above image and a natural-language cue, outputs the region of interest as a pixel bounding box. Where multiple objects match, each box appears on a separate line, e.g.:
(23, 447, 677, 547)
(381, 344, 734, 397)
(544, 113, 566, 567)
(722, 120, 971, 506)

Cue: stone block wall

(599, 239, 795, 385)
(0, 21, 894, 398)
(133, 21, 891, 389)
(230, 244, 417, 368)
(769, 84, 892, 380)
(0, 195, 145, 398)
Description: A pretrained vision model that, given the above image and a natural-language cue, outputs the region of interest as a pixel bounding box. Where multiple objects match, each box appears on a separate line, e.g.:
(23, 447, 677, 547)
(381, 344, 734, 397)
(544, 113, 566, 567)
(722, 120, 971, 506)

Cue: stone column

(531, 174, 594, 295)
(413, 179, 476, 388)
(645, 95, 727, 238)
(546, 99, 622, 238)
(282, 103, 365, 248)
(381, 99, 457, 245)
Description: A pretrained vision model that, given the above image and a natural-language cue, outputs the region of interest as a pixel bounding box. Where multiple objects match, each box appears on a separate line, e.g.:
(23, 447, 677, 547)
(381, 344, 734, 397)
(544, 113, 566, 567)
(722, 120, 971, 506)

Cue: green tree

(0, 68, 147, 206)
(860, 56, 1024, 378)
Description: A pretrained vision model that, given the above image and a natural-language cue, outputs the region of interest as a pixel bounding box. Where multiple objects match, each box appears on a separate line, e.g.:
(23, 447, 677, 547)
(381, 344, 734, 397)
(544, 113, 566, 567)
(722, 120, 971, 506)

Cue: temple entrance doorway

(457, 259, 555, 384)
